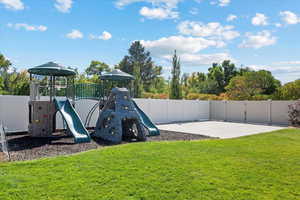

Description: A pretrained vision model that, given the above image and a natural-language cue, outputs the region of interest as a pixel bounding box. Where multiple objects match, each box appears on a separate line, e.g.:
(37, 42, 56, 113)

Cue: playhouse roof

(101, 69, 134, 81)
(28, 62, 76, 76)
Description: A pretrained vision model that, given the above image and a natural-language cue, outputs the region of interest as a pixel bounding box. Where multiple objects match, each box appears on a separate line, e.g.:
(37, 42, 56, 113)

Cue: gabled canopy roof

(28, 62, 76, 76)
(101, 69, 134, 81)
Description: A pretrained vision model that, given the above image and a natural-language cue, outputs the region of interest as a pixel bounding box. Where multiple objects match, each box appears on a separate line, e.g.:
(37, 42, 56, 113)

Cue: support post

(208, 100, 211, 121)
(268, 99, 272, 125)
(224, 100, 227, 121)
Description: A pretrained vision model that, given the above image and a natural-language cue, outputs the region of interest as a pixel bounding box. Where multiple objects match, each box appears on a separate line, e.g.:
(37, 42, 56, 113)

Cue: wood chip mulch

(1, 130, 212, 162)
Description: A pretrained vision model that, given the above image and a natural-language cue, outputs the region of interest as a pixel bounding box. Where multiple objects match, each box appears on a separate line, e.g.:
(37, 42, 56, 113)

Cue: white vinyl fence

(210, 100, 294, 125)
(0, 96, 209, 133)
(0, 95, 294, 132)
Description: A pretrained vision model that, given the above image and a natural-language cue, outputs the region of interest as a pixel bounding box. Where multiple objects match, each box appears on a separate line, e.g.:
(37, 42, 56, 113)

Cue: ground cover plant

(0, 128, 300, 200)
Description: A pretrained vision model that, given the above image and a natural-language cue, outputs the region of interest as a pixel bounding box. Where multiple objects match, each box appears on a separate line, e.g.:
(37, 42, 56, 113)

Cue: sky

(1, 0, 300, 83)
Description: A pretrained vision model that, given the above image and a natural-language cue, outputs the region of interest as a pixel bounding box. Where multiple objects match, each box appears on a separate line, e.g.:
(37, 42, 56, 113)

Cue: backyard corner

(1, 0, 300, 199)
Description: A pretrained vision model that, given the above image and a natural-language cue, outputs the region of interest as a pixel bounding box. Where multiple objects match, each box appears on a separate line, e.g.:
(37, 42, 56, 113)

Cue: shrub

(288, 100, 300, 126)
(142, 92, 169, 99)
(251, 94, 271, 100)
(186, 93, 223, 100)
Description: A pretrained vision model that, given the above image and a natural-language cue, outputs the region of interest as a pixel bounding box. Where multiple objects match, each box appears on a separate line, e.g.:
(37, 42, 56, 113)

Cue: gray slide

(54, 98, 91, 143)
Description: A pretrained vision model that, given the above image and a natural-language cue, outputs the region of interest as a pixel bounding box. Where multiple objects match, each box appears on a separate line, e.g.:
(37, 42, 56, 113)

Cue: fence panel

(210, 101, 225, 120)
(246, 101, 270, 124)
(226, 101, 246, 122)
(271, 101, 294, 125)
(0, 96, 210, 132)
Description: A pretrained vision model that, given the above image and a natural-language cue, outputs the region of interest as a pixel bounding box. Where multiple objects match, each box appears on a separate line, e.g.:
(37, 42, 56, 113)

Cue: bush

(251, 94, 271, 100)
(288, 100, 300, 126)
(186, 93, 223, 100)
(142, 92, 169, 99)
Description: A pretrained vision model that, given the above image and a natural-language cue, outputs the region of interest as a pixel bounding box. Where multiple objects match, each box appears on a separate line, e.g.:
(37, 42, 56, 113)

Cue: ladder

(0, 124, 10, 161)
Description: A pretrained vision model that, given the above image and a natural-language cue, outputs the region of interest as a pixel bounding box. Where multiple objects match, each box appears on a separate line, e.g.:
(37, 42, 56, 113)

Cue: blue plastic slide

(54, 98, 91, 143)
(132, 100, 160, 136)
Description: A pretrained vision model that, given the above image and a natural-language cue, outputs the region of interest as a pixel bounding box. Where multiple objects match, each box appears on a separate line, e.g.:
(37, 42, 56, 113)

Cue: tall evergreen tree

(133, 62, 143, 98)
(222, 60, 237, 86)
(118, 41, 160, 92)
(170, 50, 182, 99)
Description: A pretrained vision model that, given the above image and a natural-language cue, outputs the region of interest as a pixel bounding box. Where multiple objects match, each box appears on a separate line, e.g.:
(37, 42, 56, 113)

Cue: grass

(0, 129, 300, 200)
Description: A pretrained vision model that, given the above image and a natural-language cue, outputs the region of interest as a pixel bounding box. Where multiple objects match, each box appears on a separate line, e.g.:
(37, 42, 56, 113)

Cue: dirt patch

(5, 130, 212, 162)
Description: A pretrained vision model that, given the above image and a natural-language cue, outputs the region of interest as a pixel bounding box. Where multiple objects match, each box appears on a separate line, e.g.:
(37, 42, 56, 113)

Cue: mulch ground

(1, 130, 212, 162)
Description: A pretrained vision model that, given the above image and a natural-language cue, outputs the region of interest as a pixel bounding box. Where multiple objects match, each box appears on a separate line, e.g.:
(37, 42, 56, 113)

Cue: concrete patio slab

(157, 121, 286, 139)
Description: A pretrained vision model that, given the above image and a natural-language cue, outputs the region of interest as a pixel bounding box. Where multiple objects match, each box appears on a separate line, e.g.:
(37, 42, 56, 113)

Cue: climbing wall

(95, 88, 146, 143)
(28, 101, 56, 137)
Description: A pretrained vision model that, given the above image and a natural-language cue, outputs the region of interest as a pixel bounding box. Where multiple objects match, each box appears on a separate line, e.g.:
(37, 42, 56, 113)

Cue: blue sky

(1, 0, 300, 83)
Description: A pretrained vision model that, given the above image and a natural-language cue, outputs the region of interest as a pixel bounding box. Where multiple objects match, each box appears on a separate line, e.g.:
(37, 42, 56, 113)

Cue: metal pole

(50, 76, 53, 102)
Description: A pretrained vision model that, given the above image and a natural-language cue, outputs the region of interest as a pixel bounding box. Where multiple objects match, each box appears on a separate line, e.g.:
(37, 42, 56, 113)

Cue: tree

(187, 72, 206, 92)
(199, 79, 220, 94)
(9, 70, 30, 95)
(238, 66, 253, 75)
(273, 79, 300, 100)
(225, 70, 280, 100)
(118, 41, 161, 92)
(86, 60, 110, 76)
(225, 76, 260, 100)
(0, 54, 12, 92)
(207, 63, 225, 94)
(251, 70, 281, 95)
(0, 54, 11, 72)
(169, 50, 182, 99)
(133, 62, 143, 98)
(222, 60, 237, 86)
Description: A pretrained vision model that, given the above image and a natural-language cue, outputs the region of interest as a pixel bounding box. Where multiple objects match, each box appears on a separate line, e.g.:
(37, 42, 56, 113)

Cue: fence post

(224, 100, 227, 121)
(208, 100, 211, 120)
(244, 101, 247, 123)
(268, 99, 272, 125)
(166, 99, 169, 123)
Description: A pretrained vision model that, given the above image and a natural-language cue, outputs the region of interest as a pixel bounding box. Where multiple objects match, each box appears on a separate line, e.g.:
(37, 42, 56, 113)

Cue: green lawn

(1, 129, 300, 200)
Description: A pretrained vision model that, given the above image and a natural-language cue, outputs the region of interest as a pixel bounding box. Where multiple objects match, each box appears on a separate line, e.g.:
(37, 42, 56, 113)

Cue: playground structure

(94, 70, 160, 143)
(27, 62, 159, 144)
(28, 62, 90, 143)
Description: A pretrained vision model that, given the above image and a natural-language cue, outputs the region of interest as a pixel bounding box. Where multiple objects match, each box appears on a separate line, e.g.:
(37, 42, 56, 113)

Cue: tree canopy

(118, 41, 162, 92)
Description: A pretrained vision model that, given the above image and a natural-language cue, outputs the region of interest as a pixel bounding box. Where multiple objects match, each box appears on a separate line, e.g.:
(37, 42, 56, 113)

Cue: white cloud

(164, 52, 233, 66)
(177, 21, 240, 40)
(115, 0, 182, 9)
(89, 31, 112, 40)
(66, 29, 83, 39)
(239, 30, 277, 49)
(280, 11, 300, 25)
(140, 6, 178, 19)
(272, 61, 300, 65)
(249, 64, 300, 74)
(55, 0, 73, 13)
(115, 0, 182, 19)
(140, 35, 225, 56)
(0, 0, 24, 10)
(251, 13, 268, 26)
(227, 14, 237, 22)
(218, 0, 230, 7)
(275, 23, 282, 28)
(139, 35, 232, 66)
(189, 7, 199, 15)
(7, 23, 47, 31)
